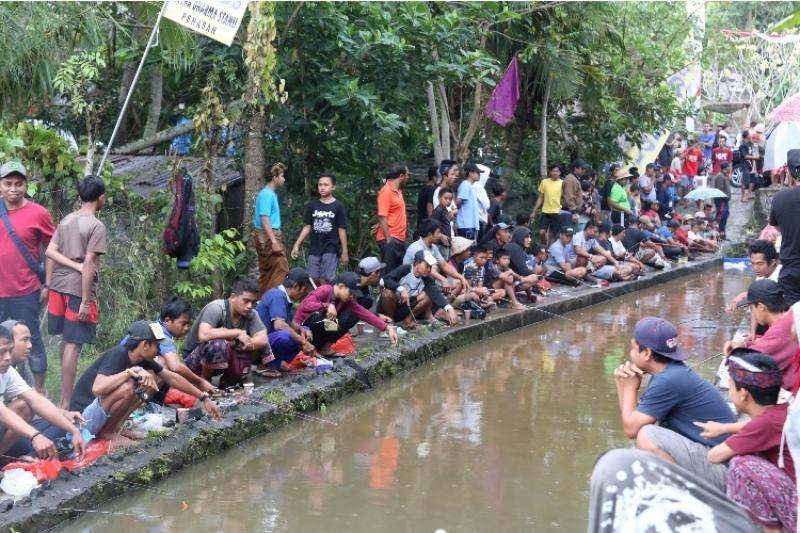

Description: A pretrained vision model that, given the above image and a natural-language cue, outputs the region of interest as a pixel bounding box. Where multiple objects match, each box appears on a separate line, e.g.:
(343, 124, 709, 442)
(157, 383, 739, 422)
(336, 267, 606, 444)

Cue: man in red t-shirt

(0, 162, 55, 395)
(375, 163, 409, 272)
(682, 140, 704, 179)
(711, 135, 734, 175)
(702, 352, 797, 531)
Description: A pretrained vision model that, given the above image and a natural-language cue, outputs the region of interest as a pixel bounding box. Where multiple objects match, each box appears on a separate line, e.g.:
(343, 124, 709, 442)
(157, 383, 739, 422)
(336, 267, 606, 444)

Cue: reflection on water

(61, 270, 750, 533)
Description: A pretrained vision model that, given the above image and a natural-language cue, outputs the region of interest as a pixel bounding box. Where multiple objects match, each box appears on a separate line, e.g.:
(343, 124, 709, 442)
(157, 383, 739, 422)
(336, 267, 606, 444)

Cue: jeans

(456, 228, 478, 240)
(0, 291, 47, 374)
(779, 266, 800, 306)
(378, 238, 406, 274)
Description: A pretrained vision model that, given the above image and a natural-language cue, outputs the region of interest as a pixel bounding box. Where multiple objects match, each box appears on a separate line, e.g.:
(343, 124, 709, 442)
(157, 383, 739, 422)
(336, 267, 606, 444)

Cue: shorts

(539, 213, 561, 233)
(393, 296, 419, 322)
(81, 397, 111, 437)
(457, 228, 478, 240)
(641, 425, 728, 492)
(307, 252, 340, 282)
(47, 290, 98, 344)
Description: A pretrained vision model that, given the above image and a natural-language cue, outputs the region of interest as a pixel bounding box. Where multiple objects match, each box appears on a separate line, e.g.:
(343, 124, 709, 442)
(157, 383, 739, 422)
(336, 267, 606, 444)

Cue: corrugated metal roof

(100, 155, 241, 196)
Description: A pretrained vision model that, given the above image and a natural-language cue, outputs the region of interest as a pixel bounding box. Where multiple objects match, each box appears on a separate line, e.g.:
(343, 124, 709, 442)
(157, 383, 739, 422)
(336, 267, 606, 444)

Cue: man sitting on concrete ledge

(71, 321, 221, 442)
(545, 227, 588, 285)
(182, 278, 268, 386)
(255, 268, 317, 375)
(381, 250, 458, 327)
(0, 324, 86, 460)
(293, 273, 399, 356)
(613, 317, 736, 492)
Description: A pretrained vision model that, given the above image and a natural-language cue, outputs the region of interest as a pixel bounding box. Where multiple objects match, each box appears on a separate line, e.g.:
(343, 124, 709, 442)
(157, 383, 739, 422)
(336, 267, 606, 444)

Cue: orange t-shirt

(376, 182, 407, 241)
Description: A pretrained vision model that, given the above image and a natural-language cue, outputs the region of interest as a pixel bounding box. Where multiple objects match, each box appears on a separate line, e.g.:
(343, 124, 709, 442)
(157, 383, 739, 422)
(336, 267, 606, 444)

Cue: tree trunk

(84, 115, 96, 175)
(243, 110, 267, 244)
(426, 82, 443, 165)
(503, 119, 527, 175)
(454, 82, 483, 164)
(115, 63, 136, 143)
(539, 76, 552, 179)
(139, 66, 163, 154)
(113, 121, 196, 154)
(436, 82, 451, 160)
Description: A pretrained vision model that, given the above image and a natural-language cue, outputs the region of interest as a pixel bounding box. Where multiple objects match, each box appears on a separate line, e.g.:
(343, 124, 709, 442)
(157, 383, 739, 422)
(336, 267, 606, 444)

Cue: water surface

(60, 269, 749, 532)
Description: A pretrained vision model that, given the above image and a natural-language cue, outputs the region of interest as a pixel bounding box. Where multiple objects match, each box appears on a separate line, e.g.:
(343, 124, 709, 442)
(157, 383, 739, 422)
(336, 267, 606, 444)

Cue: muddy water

(62, 269, 750, 533)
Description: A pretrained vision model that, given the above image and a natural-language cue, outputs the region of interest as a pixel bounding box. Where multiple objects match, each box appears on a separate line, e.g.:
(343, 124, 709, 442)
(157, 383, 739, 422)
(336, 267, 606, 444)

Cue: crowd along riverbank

(2, 256, 723, 531)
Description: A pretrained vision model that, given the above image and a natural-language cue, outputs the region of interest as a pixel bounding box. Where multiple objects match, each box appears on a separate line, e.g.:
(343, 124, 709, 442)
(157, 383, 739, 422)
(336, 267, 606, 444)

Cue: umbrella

(683, 186, 728, 201)
(764, 121, 800, 172)
(769, 93, 800, 123)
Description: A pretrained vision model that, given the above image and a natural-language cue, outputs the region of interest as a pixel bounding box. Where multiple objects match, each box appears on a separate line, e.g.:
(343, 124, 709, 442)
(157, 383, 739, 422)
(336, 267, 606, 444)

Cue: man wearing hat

(355, 257, 387, 311)
(293, 272, 398, 355)
(0, 161, 55, 396)
(607, 168, 633, 225)
(724, 279, 797, 392)
(71, 320, 222, 441)
(381, 250, 457, 327)
(255, 268, 317, 376)
(614, 317, 736, 492)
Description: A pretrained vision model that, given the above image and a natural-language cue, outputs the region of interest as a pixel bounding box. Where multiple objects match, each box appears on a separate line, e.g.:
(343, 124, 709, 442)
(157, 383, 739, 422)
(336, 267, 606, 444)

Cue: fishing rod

(57, 508, 162, 519)
(497, 297, 578, 323)
(691, 352, 725, 369)
(677, 301, 748, 326)
(247, 397, 339, 426)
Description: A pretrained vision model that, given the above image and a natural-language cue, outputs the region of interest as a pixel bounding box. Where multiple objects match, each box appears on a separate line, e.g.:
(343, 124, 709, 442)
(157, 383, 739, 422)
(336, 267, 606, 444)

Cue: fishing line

(690, 352, 725, 368)
(497, 297, 577, 323)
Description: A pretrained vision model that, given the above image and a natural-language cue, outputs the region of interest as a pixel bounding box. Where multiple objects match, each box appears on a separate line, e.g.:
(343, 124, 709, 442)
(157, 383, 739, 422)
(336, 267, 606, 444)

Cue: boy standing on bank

(254, 162, 289, 294)
(45, 175, 107, 410)
(291, 173, 349, 281)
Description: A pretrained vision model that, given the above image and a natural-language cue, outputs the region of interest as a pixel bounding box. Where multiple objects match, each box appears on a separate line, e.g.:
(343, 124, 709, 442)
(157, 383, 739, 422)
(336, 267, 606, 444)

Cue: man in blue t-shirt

(614, 317, 736, 491)
(254, 163, 289, 294)
(700, 122, 716, 163)
(545, 227, 588, 284)
(455, 163, 481, 240)
(254, 268, 316, 375)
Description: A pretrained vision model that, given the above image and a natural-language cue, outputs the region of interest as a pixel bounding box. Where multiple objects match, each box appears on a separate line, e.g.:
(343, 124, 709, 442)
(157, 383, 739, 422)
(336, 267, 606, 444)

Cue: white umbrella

(684, 186, 727, 201)
(764, 121, 800, 172)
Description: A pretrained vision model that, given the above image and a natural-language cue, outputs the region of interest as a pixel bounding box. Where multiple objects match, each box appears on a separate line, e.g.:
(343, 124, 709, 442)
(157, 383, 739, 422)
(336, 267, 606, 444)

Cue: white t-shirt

(0, 367, 31, 403)
(757, 264, 782, 282)
(433, 187, 458, 214)
(609, 237, 627, 257)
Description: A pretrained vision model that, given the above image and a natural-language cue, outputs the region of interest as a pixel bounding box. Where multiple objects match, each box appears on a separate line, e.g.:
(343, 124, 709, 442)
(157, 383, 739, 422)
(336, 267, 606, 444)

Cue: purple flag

(484, 56, 520, 126)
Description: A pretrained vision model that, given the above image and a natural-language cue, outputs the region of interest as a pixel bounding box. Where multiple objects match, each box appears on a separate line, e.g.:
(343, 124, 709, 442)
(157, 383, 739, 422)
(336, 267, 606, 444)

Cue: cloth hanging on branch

(163, 168, 200, 269)
(484, 56, 520, 127)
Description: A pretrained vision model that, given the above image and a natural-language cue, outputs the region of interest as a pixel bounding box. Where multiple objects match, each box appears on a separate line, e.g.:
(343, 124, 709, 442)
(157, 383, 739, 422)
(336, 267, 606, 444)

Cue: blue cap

(633, 317, 687, 361)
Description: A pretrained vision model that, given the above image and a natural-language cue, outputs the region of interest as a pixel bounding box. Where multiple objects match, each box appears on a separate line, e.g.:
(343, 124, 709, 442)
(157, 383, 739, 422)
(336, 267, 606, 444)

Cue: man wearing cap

(255, 268, 317, 376)
(71, 320, 222, 441)
(293, 272, 399, 355)
(404, 219, 470, 297)
(0, 324, 86, 460)
(183, 278, 269, 385)
(561, 159, 585, 215)
(545, 227, 588, 284)
(607, 168, 633, 225)
(382, 251, 457, 327)
(0, 161, 55, 396)
(724, 279, 797, 393)
(356, 257, 386, 311)
(614, 317, 737, 491)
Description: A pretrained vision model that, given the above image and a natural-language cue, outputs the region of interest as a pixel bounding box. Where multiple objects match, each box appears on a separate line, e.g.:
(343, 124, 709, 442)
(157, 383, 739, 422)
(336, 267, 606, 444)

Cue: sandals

(253, 367, 282, 378)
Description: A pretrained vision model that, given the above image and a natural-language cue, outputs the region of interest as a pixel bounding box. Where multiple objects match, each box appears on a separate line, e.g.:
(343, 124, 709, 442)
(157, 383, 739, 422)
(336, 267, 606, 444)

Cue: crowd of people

(0, 149, 731, 465)
(589, 158, 800, 532)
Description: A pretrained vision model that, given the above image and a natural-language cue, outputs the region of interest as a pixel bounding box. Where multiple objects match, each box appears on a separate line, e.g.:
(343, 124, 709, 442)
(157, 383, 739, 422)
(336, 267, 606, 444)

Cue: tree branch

(280, 1, 305, 46)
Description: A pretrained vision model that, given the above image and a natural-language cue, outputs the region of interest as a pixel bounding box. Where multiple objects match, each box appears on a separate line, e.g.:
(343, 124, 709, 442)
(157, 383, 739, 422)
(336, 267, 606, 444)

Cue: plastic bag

(164, 388, 198, 408)
(2, 460, 60, 483)
(0, 468, 39, 496)
(330, 333, 357, 355)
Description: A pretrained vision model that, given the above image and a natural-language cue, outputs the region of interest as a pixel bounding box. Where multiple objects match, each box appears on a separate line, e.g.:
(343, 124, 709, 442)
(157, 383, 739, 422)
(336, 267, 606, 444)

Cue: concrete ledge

(1, 256, 722, 530)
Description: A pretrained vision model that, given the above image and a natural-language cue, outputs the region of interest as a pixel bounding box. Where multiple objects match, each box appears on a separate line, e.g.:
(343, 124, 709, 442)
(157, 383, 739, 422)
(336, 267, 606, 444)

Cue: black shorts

(393, 296, 419, 321)
(539, 213, 561, 233)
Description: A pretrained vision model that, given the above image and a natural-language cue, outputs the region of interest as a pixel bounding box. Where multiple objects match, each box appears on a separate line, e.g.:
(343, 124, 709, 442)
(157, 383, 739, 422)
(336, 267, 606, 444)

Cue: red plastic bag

(3, 459, 62, 482)
(164, 388, 198, 408)
(63, 439, 111, 471)
(330, 333, 357, 355)
(287, 353, 312, 370)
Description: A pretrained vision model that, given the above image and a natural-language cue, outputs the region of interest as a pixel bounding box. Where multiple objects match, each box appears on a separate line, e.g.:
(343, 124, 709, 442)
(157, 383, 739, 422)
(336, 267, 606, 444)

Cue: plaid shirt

(463, 257, 485, 286)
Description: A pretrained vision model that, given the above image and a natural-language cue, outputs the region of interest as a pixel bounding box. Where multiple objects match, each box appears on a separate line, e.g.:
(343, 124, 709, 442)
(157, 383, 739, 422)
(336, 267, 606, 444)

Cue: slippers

(253, 367, 282, 378)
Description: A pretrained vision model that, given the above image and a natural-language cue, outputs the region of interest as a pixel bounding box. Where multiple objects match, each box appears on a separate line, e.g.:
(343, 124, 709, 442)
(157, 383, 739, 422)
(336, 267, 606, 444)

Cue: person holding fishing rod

(723, 279, 798, 394)
(545, 227, 589, 285)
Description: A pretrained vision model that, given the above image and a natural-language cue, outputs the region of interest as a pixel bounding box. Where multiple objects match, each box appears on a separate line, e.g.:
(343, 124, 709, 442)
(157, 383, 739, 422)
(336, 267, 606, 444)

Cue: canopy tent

(764, 121, 800, 172)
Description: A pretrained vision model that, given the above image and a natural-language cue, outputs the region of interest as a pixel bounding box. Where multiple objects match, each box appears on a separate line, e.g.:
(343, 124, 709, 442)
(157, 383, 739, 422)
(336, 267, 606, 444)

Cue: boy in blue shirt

(614, 317, 737, 492)
(255, 268, 316, 375)
(456, 163, 481, 240)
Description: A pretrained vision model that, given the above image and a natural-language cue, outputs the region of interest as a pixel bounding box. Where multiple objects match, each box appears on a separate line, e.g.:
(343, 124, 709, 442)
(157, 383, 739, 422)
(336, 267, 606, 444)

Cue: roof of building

(101, 155, 241, 196)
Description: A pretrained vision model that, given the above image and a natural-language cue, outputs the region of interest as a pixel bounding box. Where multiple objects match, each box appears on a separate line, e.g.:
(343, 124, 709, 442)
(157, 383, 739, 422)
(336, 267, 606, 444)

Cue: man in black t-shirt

(739, 131, 760, 202)
(291, 174, 349, 281)
(71, 321, 221, 441)
(769, 178, 800, 305)
(417, 167, 437, 230)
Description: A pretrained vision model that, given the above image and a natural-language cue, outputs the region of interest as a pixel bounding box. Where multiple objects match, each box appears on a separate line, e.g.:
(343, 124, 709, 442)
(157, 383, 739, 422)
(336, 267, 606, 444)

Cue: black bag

(788, 149, 800, 179)
(0, 202, 46, 283)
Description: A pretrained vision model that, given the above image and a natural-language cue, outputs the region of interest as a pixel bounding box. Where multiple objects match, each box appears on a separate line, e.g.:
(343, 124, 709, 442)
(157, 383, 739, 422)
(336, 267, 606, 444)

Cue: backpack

(163, 168, 200, 266)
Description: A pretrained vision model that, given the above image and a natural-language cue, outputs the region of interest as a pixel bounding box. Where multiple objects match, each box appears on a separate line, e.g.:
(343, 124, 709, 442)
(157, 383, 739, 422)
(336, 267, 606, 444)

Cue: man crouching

(70, 321, 221, 442)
